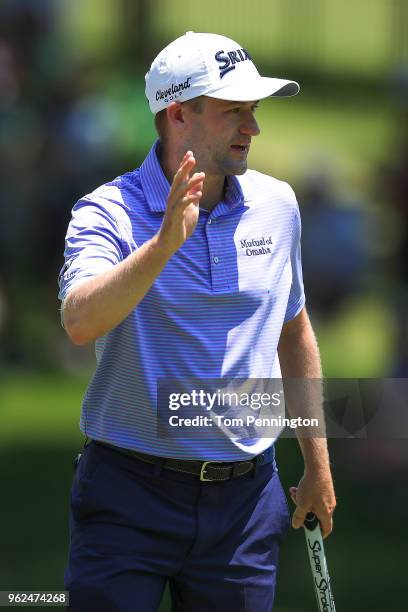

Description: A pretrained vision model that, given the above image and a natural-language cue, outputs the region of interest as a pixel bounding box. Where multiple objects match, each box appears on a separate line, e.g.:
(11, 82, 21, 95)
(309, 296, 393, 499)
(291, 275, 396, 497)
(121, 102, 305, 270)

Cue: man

(59, 32, 336, 612)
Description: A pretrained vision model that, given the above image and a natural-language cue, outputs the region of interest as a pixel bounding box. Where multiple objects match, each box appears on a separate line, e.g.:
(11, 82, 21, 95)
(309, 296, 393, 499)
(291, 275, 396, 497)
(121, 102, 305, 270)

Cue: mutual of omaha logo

(240, 236, 273, 257)
(156, 76, 192, 102)
(215, 48, 253, 79)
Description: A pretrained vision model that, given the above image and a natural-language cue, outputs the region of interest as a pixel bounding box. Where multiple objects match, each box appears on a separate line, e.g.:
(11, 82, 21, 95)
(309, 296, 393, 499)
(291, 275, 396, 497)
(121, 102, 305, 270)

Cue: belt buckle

(200, 460, 221, 482)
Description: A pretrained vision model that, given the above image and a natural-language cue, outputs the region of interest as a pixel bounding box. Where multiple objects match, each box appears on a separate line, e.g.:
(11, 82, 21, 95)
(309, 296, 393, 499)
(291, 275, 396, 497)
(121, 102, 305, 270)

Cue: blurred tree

(392, 0, 408, 63)
(120, 0, 153, 65)
(277, 0, 326, 70)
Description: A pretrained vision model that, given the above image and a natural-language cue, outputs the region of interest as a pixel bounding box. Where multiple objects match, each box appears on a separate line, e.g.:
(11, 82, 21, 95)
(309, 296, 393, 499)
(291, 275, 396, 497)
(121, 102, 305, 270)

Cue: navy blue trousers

(64, 441, 290, 611)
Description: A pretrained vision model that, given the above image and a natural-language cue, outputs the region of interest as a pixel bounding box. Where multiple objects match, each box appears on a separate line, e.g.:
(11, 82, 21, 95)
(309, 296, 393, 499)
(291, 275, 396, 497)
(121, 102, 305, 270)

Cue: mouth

(230, 144, 250, 154)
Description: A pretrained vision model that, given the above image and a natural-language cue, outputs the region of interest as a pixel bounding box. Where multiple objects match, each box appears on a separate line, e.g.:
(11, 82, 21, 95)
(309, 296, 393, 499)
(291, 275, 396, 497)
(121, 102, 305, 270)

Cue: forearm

(278, 311, 321, 378)
(278, 310, 330, 471)
(62, 234, 173, 345)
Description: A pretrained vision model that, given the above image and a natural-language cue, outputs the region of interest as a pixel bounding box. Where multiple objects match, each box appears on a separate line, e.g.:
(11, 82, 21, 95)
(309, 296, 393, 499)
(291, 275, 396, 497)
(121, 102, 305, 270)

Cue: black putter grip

(304, 512, 319, 530)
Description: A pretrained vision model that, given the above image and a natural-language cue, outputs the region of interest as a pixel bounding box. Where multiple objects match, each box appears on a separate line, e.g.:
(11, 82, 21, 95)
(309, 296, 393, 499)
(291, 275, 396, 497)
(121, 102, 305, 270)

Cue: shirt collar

(139, 141, 170, 213)
(140, 140, 246, 214)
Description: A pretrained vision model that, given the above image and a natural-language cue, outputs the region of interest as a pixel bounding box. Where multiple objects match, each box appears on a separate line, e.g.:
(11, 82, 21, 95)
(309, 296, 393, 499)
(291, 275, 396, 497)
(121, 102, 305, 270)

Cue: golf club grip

(303, 513, 336, 612)
(304, 511, 319, 530)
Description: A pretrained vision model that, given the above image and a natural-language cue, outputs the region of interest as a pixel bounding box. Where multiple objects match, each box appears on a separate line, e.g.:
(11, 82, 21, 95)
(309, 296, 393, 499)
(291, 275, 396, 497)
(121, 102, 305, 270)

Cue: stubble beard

(211, 151, 248, 177)
(187, 140, 248, 177)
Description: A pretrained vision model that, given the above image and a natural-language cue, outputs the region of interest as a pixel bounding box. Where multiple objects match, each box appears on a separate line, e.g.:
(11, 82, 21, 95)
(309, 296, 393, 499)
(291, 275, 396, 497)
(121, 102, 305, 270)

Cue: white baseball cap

(145, 31, 300, 114)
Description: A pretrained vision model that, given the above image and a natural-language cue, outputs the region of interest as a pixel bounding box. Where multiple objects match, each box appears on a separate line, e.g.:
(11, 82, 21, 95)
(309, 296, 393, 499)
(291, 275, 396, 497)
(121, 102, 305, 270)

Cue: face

(182, 97, 261, 176)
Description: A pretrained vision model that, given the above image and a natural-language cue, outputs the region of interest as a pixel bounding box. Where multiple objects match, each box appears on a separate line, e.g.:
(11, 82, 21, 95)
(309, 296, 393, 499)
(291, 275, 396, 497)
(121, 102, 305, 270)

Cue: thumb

(292, 505, 308, 530)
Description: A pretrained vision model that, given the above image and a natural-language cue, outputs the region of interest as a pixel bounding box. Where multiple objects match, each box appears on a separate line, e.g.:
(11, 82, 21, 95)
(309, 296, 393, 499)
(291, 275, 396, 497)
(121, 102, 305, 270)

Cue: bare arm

(278, 307, 336, 538)
(63, 151, 204, 345)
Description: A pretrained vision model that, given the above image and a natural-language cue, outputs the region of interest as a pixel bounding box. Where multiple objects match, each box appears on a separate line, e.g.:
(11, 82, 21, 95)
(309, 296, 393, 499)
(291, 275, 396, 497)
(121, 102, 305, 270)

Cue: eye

(226, 104, 259, 114)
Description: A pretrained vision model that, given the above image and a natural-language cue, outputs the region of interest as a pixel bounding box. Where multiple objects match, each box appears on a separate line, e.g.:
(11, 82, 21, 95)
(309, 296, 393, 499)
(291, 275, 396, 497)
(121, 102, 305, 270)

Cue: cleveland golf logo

(215, 48, 253, 78)
(156, 77, 192, 102)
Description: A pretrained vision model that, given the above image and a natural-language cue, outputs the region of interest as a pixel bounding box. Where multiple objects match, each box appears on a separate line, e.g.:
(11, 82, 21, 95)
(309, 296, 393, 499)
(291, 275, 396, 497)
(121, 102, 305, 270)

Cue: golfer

(59, 32, 336, 612)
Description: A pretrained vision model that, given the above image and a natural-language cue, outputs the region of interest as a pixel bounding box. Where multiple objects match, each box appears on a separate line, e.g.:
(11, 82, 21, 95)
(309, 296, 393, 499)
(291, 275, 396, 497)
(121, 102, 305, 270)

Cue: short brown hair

(154, 97, 206, 143)
(154, 109, 167, 144)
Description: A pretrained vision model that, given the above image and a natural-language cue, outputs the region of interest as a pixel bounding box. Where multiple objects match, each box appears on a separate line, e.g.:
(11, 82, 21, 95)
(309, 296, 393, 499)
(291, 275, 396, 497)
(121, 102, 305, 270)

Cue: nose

(239, 110, 260, 137)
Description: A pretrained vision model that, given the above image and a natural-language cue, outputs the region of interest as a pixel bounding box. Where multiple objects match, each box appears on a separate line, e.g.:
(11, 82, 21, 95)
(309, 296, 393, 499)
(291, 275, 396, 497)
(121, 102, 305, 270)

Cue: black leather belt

(92, 440, 267, 482)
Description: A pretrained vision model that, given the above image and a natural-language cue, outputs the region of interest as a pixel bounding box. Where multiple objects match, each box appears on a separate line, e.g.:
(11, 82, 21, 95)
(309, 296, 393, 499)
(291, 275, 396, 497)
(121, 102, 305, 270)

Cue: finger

(173, 154, 196, 185)
(181, 150, 195, 170)
(188, 185, 203, 197)
(179, 150, 193, 166)
(190, 171, 205, 181)
(289, 486, 297, 505)
(187, 174, 205, 193)
(292, 506, 308, 530)
(187, 172, 205, 188)
(172, 174, 205, 202)
(179, 191, 202, 209)
(317, 513, 333, 539)
(180, 156, 196, 179)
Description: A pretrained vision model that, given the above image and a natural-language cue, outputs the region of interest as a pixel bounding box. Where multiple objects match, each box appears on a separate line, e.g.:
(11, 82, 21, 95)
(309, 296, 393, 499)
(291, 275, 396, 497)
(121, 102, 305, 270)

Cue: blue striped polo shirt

(58, 140, 305, 460)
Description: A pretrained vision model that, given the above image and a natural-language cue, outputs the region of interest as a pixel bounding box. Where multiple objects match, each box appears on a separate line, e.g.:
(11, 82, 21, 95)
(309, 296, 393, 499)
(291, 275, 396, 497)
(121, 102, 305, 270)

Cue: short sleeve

(58, 196, 124, 302)
(284, 188, 306, 322)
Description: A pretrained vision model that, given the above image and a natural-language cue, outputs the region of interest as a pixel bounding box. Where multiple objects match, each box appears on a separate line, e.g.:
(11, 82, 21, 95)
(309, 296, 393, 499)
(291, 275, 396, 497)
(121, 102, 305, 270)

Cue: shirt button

(208, 219, 212, 225)
(213, 256, 219, 264)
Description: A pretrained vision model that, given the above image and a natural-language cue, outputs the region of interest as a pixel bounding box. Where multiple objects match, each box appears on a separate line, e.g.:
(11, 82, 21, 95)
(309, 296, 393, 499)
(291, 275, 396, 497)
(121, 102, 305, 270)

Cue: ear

(166, 102, 186, 130)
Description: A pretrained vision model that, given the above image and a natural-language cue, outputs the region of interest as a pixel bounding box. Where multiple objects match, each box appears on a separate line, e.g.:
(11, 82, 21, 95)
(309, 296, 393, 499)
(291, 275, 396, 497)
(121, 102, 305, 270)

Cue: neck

(157, 141, 226, 212)
(198, 175, 226, 211)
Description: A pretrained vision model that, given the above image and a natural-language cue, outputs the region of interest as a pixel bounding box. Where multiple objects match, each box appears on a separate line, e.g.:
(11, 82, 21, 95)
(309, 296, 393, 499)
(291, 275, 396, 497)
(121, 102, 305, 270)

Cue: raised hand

(158, 151, 205, 254)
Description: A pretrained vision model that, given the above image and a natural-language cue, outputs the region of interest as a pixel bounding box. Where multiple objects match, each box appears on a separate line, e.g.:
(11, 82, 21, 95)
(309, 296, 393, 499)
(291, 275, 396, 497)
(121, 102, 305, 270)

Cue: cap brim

(206, 76, 300, 102)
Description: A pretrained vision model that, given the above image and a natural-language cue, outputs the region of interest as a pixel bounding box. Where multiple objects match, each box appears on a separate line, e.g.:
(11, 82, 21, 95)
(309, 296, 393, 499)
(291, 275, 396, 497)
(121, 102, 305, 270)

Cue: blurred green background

(1, 0, 408, 610)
